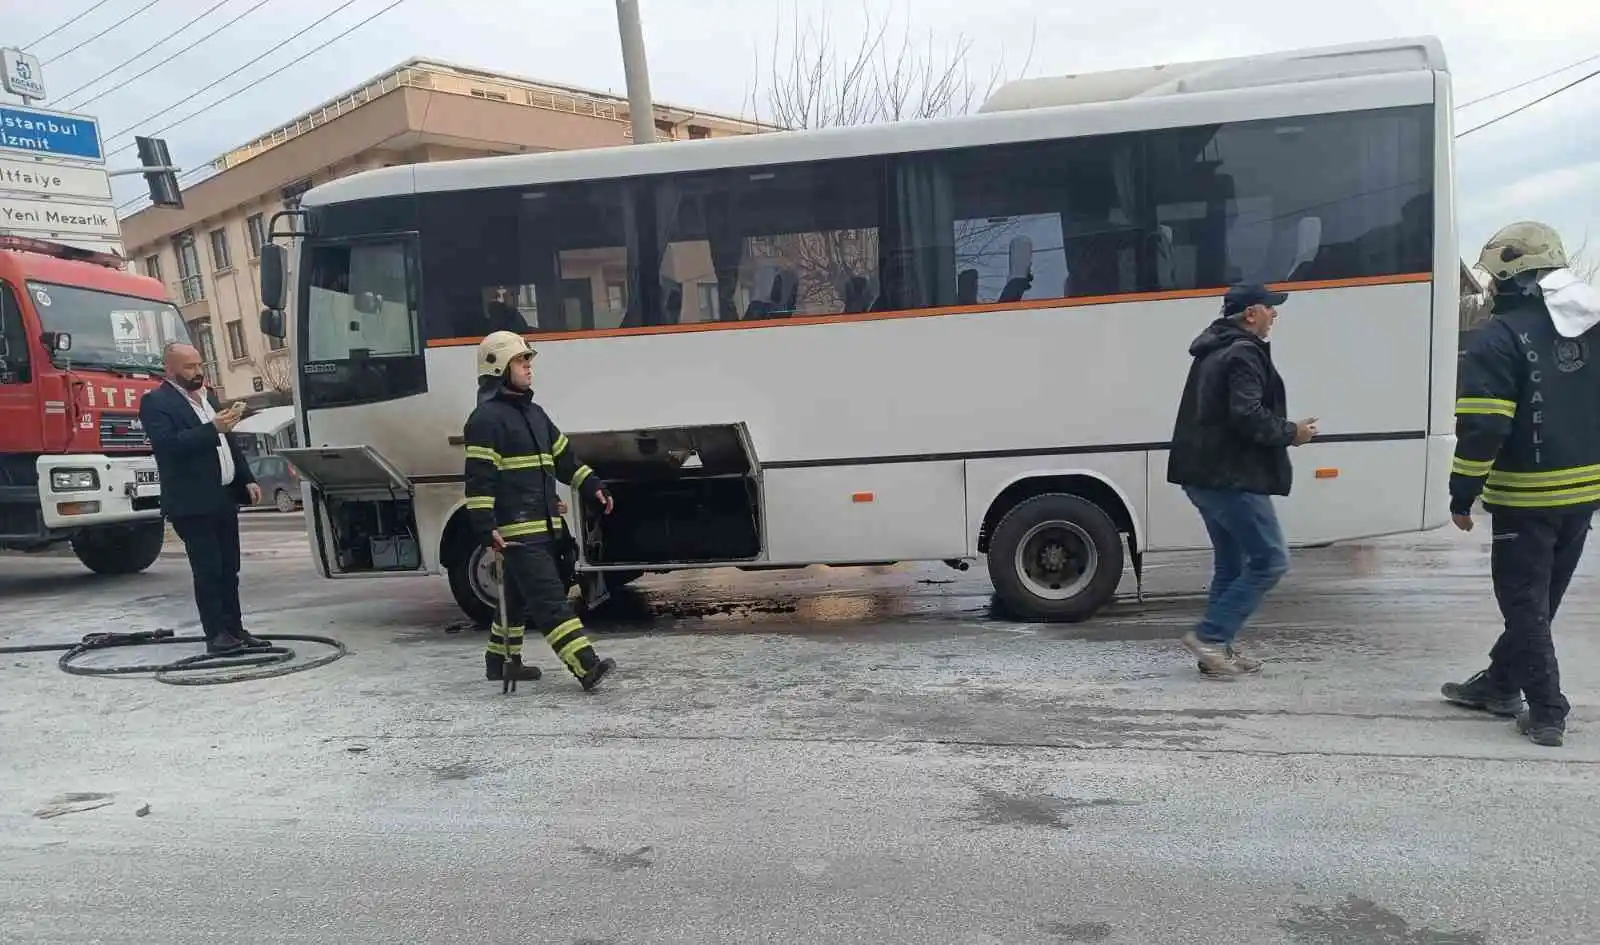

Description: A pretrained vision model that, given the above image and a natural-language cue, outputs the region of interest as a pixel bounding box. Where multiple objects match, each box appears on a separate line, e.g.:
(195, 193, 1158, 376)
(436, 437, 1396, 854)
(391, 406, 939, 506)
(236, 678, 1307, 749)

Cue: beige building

(118, 57, 774, 408)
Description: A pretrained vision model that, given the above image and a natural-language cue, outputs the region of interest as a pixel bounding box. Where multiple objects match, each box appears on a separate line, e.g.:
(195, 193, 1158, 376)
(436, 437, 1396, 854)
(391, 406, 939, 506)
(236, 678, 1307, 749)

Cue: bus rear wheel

(986, 492, 1123, 623)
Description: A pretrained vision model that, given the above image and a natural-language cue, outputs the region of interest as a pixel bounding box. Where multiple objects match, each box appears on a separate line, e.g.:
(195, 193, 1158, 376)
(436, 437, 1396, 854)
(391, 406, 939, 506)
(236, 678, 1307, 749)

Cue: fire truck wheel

(71, 521, 166, 576)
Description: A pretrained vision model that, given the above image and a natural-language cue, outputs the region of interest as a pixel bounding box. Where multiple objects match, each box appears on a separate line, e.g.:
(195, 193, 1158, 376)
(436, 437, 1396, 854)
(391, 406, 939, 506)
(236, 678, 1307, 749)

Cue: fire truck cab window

(1, 282, 32, 384)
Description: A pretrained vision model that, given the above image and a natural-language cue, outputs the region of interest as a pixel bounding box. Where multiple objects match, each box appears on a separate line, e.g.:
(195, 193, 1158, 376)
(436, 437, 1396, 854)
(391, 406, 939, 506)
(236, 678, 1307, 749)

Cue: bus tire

(986, 492, 1123, 623)
(71, 520, 166, 576)
(446, 542, 498, 628)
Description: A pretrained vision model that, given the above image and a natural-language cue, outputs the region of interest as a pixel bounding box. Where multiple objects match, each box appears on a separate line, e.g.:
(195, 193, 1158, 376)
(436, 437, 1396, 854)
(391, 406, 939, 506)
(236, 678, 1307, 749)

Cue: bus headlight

(51, 468, 100, 492)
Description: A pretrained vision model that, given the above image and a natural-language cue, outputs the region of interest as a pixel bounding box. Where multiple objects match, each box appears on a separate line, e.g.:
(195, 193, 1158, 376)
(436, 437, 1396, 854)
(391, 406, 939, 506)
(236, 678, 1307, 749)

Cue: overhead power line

(20, 0, 117, 50)
(1456, 50, 1600, 109)
(114, 0, 412, 212)
(105, 0, 373, 145)
(55, 0, 264, 110)
(42, 0, 168, 66)
(1457, 66, 1600, 138)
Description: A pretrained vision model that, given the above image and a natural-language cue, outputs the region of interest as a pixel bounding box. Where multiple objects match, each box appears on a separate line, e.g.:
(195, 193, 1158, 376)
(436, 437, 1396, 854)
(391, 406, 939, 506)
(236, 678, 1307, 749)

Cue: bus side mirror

(260, 308, 285, 339)
(260, 243, 287, 311)
(40, 331, 71, 353)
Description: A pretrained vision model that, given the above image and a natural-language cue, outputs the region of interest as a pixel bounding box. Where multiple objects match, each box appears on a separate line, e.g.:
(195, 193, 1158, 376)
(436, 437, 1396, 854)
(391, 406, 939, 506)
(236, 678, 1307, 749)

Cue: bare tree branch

(256, 351, 292, 394)
(744, 0, 1036, 131)
(735, 0, 1037, 309)
(1567, 230, 1600, 283)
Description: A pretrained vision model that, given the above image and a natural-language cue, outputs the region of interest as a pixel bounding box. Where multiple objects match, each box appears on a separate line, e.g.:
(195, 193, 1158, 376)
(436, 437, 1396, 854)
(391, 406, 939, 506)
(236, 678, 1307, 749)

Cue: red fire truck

(0, 234, 192, 574)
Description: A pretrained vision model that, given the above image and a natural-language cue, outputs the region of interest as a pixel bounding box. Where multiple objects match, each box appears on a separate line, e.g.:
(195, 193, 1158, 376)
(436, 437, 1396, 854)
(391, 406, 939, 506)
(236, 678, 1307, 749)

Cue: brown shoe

(1217, 644, 1262, 675)
(1182, 631, 1245, 676)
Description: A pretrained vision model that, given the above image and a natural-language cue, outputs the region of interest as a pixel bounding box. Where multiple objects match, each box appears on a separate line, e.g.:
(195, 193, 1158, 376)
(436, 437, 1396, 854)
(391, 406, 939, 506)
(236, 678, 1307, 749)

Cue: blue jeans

(1183, 486, 1290, 645)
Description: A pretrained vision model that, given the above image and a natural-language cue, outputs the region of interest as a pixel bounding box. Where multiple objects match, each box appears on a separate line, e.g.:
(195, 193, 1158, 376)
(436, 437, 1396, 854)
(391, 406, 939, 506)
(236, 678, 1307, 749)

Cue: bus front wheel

(986, 492, 1123, 623)
(447, 543, 498, 628)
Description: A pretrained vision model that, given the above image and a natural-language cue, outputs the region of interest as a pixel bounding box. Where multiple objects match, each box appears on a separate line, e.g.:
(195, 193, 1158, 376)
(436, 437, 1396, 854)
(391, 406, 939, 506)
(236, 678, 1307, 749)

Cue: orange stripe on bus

(425, 271, 1433, 348)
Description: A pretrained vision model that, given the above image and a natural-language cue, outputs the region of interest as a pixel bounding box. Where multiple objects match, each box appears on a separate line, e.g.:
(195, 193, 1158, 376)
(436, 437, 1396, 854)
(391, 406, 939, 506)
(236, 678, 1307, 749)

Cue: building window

(225, 319, 248, 361)
(173, 232, 205, 305)
(245, 213, 265, 259)
(143, 255, 162, 281)
(209, 227, 232, 271)
(192, 323, 220, 391)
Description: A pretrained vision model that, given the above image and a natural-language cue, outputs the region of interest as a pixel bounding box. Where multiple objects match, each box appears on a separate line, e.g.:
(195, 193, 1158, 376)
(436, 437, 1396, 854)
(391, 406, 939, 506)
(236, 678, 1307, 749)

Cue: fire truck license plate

(136, 469, 158, 485)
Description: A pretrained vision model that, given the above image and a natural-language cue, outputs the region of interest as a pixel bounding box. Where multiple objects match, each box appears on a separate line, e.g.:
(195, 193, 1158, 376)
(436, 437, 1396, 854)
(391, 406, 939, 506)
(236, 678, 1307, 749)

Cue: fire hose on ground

(0, 629, 348, 686)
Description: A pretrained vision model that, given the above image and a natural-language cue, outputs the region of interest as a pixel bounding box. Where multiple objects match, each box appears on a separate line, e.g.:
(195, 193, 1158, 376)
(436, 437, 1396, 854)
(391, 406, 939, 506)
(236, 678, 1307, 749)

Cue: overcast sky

(7, 0, 1599, 264)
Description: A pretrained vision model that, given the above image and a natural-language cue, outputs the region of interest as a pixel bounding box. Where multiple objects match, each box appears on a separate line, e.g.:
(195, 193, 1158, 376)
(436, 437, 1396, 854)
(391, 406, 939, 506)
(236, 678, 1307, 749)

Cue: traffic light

(134, 136, 182, 210)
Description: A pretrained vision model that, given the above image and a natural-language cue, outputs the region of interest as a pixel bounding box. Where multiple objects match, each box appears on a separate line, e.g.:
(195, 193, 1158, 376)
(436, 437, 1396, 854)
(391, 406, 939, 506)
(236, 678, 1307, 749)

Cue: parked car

(247, 454, 303, 513)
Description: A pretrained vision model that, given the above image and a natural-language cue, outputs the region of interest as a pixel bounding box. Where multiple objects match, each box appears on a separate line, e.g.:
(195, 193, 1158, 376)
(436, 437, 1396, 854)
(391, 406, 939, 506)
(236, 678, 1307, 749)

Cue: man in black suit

(139, 342, 264, 654)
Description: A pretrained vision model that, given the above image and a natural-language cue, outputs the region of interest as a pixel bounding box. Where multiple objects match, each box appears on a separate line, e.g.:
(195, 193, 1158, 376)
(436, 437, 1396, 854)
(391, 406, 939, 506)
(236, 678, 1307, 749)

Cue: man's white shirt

(167, 380, 235, 487)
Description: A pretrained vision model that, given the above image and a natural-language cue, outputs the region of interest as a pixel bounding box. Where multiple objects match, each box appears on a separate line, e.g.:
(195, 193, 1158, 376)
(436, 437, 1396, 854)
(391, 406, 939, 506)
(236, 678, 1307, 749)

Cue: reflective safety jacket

(1450, 290, 1600, 515)
(462, 380, 605, 544)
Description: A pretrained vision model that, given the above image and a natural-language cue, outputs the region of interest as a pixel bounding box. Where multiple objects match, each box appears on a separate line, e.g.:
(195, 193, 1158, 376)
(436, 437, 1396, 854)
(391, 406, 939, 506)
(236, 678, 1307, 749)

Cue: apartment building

(117, 57, 774, 409)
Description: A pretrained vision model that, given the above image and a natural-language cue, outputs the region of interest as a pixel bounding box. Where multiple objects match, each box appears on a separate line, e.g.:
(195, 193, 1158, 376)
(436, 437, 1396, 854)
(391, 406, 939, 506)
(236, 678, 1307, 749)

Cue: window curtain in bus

(1060, 141, 1141, 297)
(700, 189, 744, 322)
(888, 156, 956, 310)
(620, 182, 657, 329)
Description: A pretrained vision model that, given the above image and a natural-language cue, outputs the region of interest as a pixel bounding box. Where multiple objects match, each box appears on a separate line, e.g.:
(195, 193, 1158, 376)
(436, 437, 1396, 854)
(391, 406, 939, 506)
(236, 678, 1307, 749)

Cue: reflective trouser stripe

(544, 617, 592, 676)
(487, 623, 525, 657)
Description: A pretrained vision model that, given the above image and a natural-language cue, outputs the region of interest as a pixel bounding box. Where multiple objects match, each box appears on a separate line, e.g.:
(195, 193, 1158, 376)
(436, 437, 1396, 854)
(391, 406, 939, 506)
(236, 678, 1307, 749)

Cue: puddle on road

(1280, 895, 1488, 944)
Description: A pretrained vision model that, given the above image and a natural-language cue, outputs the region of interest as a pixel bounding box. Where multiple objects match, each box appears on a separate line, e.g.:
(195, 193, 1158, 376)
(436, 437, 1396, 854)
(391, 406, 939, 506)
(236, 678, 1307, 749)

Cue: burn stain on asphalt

(576, 843, 656, 872)
(33, 792, 115, 819)
(429, 762, 485, 782)
(1280, 896, 1488, 944)
(1039, 921, 1115, 942)
(965, 787, 1134, 830)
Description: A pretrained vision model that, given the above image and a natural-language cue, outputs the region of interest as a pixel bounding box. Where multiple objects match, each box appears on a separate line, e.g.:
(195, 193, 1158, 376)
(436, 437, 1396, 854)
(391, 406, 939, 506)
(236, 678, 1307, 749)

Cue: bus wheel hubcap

(470, 547, 498, 605)
(1014, 521, 1097, 600)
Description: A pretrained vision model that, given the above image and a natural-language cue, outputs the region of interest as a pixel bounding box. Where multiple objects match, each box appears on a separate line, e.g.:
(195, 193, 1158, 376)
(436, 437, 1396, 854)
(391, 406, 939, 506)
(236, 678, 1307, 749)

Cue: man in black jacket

(139, 342, 263, 654)
(1166, 284, 1318, 677)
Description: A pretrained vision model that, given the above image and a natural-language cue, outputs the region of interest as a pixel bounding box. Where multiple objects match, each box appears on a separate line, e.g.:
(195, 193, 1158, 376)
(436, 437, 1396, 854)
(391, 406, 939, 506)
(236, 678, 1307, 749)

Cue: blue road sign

(0, 104, 103, 164)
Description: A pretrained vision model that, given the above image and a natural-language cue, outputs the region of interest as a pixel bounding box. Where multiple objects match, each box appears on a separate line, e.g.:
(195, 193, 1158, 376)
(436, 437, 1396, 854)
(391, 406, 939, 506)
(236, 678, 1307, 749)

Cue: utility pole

(615, 0, 657, 144)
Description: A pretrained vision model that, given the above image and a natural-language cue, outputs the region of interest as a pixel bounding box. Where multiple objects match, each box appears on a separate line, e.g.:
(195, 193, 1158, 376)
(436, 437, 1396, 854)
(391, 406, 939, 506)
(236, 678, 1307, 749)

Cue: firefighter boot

(580, 655, 616, 692)
(485, 652, 542, 682)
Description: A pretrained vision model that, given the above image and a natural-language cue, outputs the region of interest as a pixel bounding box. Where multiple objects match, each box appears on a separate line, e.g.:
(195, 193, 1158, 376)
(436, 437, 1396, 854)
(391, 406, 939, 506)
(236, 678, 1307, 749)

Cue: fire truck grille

(99, 413, 151, 452)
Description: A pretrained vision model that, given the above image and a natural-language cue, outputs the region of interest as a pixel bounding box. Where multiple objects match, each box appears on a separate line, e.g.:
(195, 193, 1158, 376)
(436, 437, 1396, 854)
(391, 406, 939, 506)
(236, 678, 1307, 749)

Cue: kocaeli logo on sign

(0, 106, 104, 164)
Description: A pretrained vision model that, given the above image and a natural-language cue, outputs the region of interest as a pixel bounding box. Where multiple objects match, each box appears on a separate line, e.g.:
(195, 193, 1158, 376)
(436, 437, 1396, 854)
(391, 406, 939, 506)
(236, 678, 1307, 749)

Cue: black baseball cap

(1222, 282, 1288, 316)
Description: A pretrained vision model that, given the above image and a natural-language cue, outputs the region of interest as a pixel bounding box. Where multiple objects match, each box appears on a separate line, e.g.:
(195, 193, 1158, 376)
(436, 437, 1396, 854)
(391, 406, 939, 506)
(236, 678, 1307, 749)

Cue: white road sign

(1, 48, 45, 101)
(0, 156, 111, 202)
(0, 193, 119, 241)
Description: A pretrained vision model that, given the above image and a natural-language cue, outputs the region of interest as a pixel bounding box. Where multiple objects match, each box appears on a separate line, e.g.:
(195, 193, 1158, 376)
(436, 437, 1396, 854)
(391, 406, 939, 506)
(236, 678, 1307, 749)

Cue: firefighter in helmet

(1442, 221, 1600, 747)
(462, 330, 616, 690)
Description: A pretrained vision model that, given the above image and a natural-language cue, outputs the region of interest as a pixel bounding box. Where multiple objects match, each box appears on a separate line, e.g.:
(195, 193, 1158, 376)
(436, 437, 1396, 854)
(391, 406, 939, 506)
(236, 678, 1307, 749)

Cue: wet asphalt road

(2, 512, 1597, 944)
